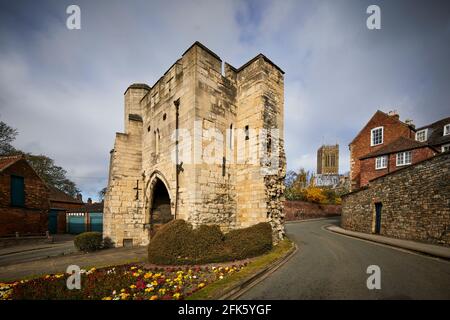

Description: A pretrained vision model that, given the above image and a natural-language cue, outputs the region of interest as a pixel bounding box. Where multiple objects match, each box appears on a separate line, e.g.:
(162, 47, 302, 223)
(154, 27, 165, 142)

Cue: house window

(415, 129, 428, 142)
(442, 144, 450, 152)
(444, 124, 450, 136)
(371, 127, 383, 146)
(375, 156, 388, 169)
(10, 175, 25, 206)
(396, 151, 412, 166)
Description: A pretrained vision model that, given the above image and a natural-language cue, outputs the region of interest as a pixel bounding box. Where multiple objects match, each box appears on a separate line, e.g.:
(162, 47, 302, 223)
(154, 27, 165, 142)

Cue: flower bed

(0, 263, 245, 300)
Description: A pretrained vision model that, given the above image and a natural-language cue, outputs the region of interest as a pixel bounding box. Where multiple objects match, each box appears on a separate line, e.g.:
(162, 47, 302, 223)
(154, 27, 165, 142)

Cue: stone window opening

(245, 125, 249, 140)
(147, 125, 151, 132)
(156, 129, 160, 154)
(229, 124, 233, 150)
(163, 113, 167, 121)
(267, 131, 272, 155)
(370, 126, 383, 146)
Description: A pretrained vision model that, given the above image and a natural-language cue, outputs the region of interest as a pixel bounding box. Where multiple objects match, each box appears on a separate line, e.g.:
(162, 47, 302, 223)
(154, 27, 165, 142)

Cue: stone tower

(103, 42, 286, 247)
(317, 144, 339, 175)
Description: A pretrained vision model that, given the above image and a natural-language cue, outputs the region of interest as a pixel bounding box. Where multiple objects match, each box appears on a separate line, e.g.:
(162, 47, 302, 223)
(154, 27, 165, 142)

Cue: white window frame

(375, 156, 388, 170)
(415, 129, 428, 142)
(396, 151, 412, 166)
(370, 126, 384, 146)
(442, 144, 450, 152)
(444, 124, 450, 136)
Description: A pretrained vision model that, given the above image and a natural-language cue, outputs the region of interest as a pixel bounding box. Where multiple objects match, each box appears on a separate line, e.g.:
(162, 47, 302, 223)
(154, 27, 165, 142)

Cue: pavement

(0, 246, 147, 282)
(327, 225, 450, 259)
(0, 235, 76, 267)
(239, 218, 450, 300)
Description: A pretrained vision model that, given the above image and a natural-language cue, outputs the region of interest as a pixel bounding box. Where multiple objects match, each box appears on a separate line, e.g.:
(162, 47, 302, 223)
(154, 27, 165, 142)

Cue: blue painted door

(68, 215, 86, 234)
(89, 212, 103, 233)
(48, 210, 58, 234)
(375, 203, 382, 234)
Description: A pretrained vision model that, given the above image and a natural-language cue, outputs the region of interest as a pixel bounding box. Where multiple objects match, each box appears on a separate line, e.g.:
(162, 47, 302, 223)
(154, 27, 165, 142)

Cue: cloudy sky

(0, 0, 449, 200)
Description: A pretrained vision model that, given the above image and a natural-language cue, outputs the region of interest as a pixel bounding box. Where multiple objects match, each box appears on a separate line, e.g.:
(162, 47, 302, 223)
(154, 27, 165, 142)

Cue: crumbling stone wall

(342, 152, 450, 246)
(104, 42, 286, 246)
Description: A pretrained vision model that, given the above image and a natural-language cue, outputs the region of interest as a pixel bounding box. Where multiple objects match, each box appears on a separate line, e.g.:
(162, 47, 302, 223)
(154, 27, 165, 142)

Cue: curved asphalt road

(239, 218, 450, 300)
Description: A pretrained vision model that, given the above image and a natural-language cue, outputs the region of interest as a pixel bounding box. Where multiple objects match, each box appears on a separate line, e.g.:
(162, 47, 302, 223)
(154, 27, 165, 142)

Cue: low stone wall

(284, 200, 341, 221)
(342, 152, 450, 246)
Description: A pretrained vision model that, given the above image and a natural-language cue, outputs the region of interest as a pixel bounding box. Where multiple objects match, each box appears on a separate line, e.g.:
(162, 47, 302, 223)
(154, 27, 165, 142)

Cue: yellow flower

(130, 266, 137, 270)
(151, 281, 158, 286)
(158, 288, 166, 295)
(132, 272, 140, 277)
(102, 297, 112, 300)
(120, 289, 126, 293)
(145, 287, 154, 292)
(198, 283, 206, 289)
(150, 295, 158, 300)
(173, 293, 181, 300)
(144, 272, 153, 279)
(130, 285, 136, 289)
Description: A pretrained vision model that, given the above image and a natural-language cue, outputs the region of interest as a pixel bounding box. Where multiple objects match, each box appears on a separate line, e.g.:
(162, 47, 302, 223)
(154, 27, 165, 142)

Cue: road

(239, 218, 450, 300)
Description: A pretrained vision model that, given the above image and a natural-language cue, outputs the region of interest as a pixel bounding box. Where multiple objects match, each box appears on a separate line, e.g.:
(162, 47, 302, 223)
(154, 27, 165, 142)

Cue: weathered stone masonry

(342, 152, 450, 246)
(103, 42, 286, 246)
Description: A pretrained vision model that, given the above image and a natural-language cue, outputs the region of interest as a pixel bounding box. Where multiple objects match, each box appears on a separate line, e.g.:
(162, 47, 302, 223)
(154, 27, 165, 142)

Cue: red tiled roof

(66, 201, 103, 213)
(360, 136, 434, 159)
(0, 155, 24, 172)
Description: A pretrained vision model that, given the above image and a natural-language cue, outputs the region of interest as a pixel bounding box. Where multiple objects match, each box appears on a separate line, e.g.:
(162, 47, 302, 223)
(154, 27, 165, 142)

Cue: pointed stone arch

(144, 171, 174, 237)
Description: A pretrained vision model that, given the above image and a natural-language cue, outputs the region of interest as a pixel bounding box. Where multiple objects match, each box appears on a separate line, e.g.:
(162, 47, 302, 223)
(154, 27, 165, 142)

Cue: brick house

(414, 117, 450, 153)
(349, 110, 416, 190)
(0, 155, 49, 237)
(48, 186, 83, 234)
(359, 136, 438, 187)
(349, 110, 449, 189)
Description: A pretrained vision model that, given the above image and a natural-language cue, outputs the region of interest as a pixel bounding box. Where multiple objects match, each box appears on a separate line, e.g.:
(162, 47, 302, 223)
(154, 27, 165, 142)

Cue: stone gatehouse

(341, 152, 450, 246)
(103, 42, 286, 247)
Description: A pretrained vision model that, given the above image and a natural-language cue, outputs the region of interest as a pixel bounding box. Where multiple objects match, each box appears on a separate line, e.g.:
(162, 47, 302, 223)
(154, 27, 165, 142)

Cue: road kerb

(218, 242, 298, 300)
(326, 225, 450, 260)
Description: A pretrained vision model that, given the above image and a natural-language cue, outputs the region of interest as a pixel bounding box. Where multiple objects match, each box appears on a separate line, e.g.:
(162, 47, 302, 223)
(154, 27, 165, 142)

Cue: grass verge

(186, 238, 294, 300)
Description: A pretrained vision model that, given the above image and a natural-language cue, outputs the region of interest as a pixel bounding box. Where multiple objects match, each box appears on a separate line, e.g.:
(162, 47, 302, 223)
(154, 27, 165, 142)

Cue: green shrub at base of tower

(147, 220, 273, 265)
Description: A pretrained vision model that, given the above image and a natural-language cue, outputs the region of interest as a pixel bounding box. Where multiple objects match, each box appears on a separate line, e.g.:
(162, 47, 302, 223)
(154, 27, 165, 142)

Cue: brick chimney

(76, 194, 83, 202)
(388, 110, 400, 121)
(87, 198, 92, 205)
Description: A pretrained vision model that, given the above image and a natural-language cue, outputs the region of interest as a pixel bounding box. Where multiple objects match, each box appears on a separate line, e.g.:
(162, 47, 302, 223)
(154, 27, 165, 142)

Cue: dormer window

(415, 129, 428, 142)
(370, 127, 383, 146)
(444, 124, 450, 136)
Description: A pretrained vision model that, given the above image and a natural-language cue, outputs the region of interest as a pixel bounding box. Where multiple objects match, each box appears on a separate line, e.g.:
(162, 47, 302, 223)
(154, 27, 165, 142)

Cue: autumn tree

(0, 118, 80, 197)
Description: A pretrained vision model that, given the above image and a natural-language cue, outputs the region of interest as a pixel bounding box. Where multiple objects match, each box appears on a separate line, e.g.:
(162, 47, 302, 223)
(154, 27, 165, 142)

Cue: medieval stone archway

(144, 171, 174, 238)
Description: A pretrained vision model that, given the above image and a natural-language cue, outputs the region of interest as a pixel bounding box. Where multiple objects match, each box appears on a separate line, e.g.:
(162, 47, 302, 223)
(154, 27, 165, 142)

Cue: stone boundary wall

(284, 200, 341, 221)
(342, 152, 450, 246)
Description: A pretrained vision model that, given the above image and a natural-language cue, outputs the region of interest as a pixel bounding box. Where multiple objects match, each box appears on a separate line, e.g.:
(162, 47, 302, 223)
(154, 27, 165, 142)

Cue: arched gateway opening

(149, 178, 173, 238)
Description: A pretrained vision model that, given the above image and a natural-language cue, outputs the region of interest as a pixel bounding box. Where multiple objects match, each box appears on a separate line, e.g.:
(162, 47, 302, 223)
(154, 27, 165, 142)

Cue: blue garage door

(68, 215, 86, 234)
(89, 212, 103, 233)
(48, 210, 58, 234)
